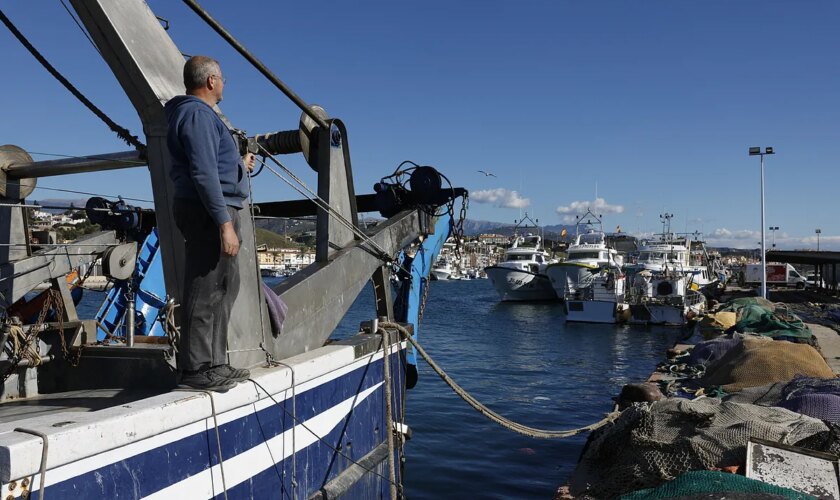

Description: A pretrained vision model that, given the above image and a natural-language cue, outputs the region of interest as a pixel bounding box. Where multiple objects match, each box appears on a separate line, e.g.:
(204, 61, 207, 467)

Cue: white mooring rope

(380, 322, 620, 439)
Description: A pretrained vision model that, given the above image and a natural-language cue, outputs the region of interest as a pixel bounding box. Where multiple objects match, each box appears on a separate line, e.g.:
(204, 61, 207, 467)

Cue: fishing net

(719, 298, 812, 341)
(618, 470, 814, 500)
(722, 296, 777, 313)
(698, 336, 834, 393)
(734, 304, 812, 340)
(724, 377, 840, 424)
(688, 335, 742, 366)
(568, 398, 828, 499)
(696, 311, 738, 339)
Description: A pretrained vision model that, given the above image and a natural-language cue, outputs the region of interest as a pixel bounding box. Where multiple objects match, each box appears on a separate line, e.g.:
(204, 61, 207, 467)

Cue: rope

(380, 322, 620, 439)
(174, 389, 228, 499)
(263, 360, 297, 498)
(206, 391, 228, 500)
(58, 0, 101, 56)
(28, 184, 153, 204)
(379, 328, 398, 500)
(253, 150, 393, 264)
(0, 9, 145, 150)
(2, 290, 57, 381)
(245, 170, 268, 353)
(14, 427, 48, 500)
(248, 378, 404, 491)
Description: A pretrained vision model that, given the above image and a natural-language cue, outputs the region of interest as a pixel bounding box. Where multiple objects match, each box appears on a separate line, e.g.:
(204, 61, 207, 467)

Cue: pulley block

(102, 242, 138, 281)
(0, 144, 37, 199)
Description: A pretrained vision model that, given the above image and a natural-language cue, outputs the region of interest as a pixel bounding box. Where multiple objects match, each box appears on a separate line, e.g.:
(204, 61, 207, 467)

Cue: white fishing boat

(624, 215, 718, 288)
(564, 266, 629, 323)
(627, 269, 706, 326)
(545, 210, 623, 297)
(485, 214, 557, 301)
(430, 258, 453, 280)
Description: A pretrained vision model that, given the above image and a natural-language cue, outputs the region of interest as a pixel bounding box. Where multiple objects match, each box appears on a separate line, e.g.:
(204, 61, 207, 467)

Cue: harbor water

(78, 278, 684, 499)
(334, 278, 684, 499)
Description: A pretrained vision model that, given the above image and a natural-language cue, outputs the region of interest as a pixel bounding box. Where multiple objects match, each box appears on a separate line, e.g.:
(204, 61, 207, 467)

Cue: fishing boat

(485, 214, 556, 302)
(626, 269, 706, 326)
(0, 2, 467, 497)
(429, 257, 453, 281)
(259, 267, 283, 278)
(563, 265, 629, 323)
(544, 210, 623, 298)
(623, 214, 719, 288)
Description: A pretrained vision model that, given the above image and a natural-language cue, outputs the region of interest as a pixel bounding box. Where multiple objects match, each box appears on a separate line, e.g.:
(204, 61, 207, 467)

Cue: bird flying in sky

(478, 170, 497, 177)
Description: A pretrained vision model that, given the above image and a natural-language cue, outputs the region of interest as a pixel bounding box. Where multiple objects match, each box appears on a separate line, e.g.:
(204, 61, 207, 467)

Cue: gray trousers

(174, 199, 241, 371)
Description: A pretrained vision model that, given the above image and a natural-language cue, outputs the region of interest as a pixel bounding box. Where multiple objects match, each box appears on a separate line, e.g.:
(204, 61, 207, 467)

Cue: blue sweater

(165, 95, 248, 226)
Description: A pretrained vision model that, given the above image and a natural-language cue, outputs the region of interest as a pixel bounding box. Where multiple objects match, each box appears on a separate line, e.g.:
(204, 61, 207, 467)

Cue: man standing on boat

(165, 56, 256, 391)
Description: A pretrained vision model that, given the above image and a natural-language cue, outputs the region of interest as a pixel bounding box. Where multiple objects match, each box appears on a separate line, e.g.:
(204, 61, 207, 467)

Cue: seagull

(478, 170, 497, 177)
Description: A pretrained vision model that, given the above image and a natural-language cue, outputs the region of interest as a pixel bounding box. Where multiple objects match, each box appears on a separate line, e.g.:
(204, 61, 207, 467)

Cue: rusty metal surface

(746, 438, 840, 499)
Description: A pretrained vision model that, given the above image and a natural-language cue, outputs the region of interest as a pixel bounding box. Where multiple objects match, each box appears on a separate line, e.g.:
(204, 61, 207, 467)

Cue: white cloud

(800, 235, 840, 247)
(471, 188, 530, 209)
(710, 228, 761, 240)
(555, 198, 624, 223)
(705, 228, 763, 248)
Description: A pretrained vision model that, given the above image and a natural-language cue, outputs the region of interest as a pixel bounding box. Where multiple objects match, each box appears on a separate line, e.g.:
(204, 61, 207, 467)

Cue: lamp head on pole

(749, 146, 775, 156)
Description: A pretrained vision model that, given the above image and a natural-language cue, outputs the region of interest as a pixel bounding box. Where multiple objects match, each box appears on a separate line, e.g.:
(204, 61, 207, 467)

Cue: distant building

(257, 248, 316, 270)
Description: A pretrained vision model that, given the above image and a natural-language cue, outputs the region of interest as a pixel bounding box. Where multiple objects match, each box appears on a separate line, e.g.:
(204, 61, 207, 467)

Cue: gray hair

(183, 55, 220, 91)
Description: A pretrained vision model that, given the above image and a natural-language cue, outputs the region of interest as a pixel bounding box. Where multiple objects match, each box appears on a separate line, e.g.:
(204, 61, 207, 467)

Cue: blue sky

(2, 1, 838, 249)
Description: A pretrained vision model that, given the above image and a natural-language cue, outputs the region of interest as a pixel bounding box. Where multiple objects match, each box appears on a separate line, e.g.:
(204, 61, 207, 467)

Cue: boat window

(639, 252, 664, 262)
(506, 254, 532, 261)
(570, 251, 601, 260)
(535, 254, 544, 263)
(579, 233, 603, 245)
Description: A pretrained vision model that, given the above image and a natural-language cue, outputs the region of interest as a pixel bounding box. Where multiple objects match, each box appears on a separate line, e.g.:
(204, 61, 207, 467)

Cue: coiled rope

(379, 322, 620, 439)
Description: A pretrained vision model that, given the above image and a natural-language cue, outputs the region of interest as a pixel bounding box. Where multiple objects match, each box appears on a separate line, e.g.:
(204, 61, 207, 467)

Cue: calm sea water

(331, 278, 684, 499)
(78, 278, 683, 499)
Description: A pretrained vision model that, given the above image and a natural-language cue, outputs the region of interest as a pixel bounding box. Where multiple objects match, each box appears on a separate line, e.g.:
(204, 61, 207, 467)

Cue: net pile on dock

(726, 376, 840, 424)
(720, 297, 812, 341)
(568, 398, 828, 499)
(696, 311, 738, 338)
(687, 335, 742, 366)
(618, 470, 813, 500)
(699, 336, 834, 393)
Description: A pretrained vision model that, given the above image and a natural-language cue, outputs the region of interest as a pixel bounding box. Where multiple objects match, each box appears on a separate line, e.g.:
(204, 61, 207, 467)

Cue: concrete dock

(811, 322, 840, 374)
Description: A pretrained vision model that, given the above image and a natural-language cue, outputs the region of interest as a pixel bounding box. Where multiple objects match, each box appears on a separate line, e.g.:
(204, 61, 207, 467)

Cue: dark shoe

(211, 364, 251, 383)
(178, 369, 237, 392)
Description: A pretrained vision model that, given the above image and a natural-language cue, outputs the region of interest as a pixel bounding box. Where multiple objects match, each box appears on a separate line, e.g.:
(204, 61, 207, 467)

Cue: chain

(2, 289, 57, 381)
(451, 191, 469, 259)
(51, 290, 84, 367)
(77, 260, 97, 286)
(159, 298, 180, 368)
(417, 277, 431, 325)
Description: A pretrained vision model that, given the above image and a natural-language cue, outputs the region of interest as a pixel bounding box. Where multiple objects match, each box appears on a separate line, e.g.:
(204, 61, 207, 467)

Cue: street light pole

(816, 229, 821, 251)
(750, 146, 774, 299)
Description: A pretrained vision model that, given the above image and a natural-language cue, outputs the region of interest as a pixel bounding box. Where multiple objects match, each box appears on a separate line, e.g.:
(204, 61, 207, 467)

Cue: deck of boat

(0, 388, 163, 424)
